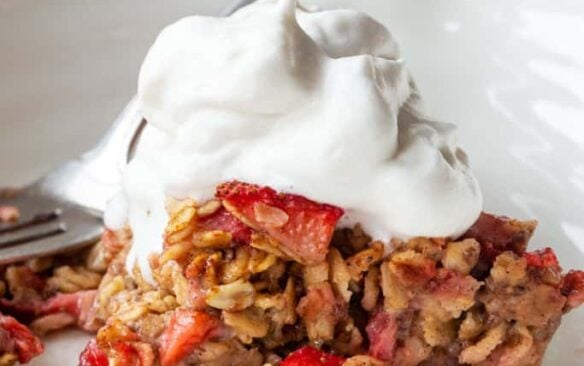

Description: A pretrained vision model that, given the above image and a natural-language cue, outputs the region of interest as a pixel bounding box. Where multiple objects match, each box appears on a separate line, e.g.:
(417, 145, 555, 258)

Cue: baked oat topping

(0, 183, 582, 366)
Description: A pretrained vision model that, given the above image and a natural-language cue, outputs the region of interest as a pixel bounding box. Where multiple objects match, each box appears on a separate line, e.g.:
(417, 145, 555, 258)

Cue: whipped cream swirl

(105, 0, 483, 280)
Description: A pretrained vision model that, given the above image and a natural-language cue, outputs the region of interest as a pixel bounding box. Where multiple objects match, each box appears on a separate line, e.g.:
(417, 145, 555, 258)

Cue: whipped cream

(109, 0, 483, 280)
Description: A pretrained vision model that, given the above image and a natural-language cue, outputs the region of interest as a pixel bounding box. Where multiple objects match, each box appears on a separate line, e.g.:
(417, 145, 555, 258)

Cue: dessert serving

(0, 0, 583, 365)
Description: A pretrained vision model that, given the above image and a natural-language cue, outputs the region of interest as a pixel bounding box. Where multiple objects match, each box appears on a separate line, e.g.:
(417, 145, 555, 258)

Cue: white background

(1, 0, 583, 364)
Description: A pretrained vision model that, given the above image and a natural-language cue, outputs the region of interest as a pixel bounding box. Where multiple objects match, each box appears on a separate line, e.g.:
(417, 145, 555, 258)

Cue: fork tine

(0, 192, 103, 265)
(0, 222, 67, 248)
(0, 223, 101, 265)
(0, 209, 61, 234)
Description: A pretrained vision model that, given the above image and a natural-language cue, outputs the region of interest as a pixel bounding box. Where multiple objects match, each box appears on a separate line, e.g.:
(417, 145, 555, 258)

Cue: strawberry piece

(40, 291, 93, 317)
(366, 309, 398, 362)
(197, 207, 252, 244)
(158, 310, 219, 366)
(216, 181, 344, 264)
(79, 340, 108, 366)
(463, 212, 536, 265)
(280, 346, 345, 366)
(112, 342, 141, 366)
(562, 270, 584, 309)
(0, 313, 44, 364)
(523, 247, 560, 269)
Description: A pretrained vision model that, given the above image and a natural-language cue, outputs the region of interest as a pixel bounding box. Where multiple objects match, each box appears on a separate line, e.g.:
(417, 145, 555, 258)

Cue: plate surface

(1, 0, 582, 364)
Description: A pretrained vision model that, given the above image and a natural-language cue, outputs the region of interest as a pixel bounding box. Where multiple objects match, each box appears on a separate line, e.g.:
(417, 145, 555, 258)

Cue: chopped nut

(206, 279, 255, 311)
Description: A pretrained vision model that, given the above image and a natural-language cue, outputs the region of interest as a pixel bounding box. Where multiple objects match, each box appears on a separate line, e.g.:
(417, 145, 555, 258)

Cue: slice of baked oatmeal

(66, 181, 583, 366)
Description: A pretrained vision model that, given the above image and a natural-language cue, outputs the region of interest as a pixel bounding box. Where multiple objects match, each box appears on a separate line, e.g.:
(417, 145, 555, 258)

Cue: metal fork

(0, 99, 145, 265)
(0, 0, 257, 265)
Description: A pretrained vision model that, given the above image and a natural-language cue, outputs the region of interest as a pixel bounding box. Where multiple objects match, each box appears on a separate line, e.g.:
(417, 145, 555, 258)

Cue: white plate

(4, 0, 583, 364)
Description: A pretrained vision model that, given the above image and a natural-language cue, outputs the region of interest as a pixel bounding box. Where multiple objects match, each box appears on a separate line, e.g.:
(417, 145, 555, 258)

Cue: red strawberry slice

(197, 207, 252, 245)
(0, 313, 44, 364)
(562, 270, 584, 309)
(523, 247, 560, 270)
(216, 181, 344, 264)
(79, 340, 108, 366)
(158, 310, 219, 366)
(463, 212, 537, 264)
(280, 346, 345, 366)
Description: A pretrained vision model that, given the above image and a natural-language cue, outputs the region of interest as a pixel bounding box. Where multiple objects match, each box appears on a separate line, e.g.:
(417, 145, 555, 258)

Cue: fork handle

(31, 97, 145, 214)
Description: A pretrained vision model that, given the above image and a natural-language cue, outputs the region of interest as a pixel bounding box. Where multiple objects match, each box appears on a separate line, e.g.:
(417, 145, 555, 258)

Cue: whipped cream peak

(110, 0, 483, 280)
